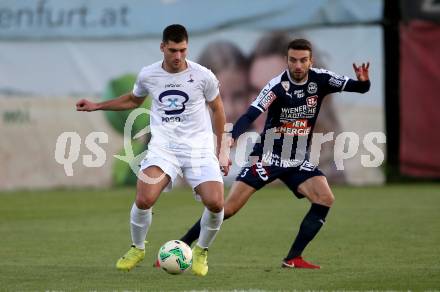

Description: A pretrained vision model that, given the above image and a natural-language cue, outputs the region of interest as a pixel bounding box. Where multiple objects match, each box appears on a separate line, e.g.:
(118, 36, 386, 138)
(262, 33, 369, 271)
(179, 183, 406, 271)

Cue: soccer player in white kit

(76, 24, 231, 276)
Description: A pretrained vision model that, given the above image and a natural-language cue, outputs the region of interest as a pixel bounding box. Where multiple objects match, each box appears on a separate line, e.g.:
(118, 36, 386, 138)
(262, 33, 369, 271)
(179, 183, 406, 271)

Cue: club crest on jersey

(306, 95, 318, 108)
(307, 82, 317, 94)
(281, 81, 290, 92)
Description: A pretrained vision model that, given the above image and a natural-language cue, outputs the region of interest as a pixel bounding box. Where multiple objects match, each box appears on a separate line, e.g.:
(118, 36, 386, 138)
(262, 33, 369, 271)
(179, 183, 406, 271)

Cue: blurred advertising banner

(0, 0, 382, 39)
(400, 20, 440, 178)
(401, 0, 440, 23)
(0, 25, 385, 189)
(0, 0, 385, 189)
(0, 97, 123, 190)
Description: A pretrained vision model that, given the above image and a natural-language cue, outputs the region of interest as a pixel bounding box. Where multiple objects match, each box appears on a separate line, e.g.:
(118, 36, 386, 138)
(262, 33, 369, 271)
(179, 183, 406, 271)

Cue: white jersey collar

(161, 60, 190, 75)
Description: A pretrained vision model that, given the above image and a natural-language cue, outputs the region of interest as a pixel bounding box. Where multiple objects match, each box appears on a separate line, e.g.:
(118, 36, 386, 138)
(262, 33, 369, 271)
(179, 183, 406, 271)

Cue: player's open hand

(76, 99, 98, 111)
(352, 62, 370, 81)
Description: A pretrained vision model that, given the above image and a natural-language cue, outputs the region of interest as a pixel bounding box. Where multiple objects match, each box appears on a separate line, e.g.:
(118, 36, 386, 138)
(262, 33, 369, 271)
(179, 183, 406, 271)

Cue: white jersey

(132, 60, 219, 153)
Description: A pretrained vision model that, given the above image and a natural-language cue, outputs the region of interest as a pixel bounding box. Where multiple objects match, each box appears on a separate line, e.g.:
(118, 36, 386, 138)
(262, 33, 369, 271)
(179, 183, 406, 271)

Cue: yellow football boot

(191, 245, 208, 276)
(116, 245, 145, 271)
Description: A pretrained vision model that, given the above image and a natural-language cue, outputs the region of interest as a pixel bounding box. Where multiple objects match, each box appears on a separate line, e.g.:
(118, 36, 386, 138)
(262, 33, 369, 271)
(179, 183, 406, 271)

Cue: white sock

(130, 203, 152, 250)
(197, 207, 224, 249)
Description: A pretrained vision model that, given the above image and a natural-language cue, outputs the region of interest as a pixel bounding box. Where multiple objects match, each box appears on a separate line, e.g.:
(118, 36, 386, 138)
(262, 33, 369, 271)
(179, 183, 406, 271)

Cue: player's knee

(204, 197, 224, 213)
(135, 196, 155, 209)
(206, 203, 223, 213)
(318, 192, 335, 207)
(203, 189, 224, 213)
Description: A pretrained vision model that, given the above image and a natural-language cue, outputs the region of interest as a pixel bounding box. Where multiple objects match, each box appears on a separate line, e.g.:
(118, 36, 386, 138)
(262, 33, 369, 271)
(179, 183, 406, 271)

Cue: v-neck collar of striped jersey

(286, 69, 308, 86)
(160, 60, 191, 75)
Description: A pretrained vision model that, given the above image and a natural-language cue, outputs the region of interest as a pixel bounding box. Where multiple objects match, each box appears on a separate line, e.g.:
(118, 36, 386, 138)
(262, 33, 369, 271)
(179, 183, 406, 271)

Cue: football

(157, 240, 192, 274)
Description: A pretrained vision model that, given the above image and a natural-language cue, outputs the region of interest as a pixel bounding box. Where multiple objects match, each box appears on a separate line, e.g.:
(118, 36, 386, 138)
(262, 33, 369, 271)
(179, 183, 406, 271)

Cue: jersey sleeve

(132, 68, 150, 98)
(251, 82, 278, 112)
(231, 106, 262, 140)
(203, 69, 220, 102)
(343, 79, 371, 93)
(320, 69, 349, 94)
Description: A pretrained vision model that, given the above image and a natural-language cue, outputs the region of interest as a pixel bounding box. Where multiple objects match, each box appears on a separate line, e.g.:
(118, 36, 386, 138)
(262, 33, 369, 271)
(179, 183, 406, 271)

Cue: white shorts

(139, 146, 223, 193)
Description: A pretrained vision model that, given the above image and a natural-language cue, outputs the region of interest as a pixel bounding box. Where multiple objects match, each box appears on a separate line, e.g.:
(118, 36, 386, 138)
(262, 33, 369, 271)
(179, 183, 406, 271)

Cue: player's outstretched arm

(76, 92, 146, 112)
(343, 62, 371, 93)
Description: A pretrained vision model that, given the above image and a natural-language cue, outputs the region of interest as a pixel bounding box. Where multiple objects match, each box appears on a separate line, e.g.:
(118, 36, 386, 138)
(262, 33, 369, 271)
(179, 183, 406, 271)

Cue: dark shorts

(235, 160, 325, 198)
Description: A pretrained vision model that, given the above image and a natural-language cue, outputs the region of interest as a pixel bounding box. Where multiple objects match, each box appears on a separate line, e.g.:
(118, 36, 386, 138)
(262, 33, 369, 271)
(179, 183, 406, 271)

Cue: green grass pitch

(1, 184, 439, 291)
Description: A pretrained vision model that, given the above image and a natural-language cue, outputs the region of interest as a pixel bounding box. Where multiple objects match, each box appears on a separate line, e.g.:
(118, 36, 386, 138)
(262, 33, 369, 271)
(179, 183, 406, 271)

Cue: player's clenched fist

(76, 99, 98, 111)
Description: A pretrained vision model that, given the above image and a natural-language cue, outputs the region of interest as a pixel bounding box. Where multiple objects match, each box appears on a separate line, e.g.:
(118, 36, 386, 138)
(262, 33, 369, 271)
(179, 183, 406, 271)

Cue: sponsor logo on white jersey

(158, 90, 189, 115)
(165, 83, 183, 88)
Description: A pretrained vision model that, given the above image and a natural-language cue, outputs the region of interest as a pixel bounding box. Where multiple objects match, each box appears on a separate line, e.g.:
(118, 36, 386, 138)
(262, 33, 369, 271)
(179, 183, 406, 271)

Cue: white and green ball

(158, 240, 192, 274)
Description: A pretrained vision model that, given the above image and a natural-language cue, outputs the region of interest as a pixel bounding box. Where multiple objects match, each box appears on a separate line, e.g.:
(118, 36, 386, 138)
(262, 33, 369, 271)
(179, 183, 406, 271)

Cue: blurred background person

(198, 41, 250, 125)
(197, 41, 253, 185)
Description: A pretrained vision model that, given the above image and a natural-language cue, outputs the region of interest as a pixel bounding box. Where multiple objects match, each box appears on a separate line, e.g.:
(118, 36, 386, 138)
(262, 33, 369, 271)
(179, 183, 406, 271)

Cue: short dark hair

(287, 39, 313, 56)
(162, 24, 188, 43)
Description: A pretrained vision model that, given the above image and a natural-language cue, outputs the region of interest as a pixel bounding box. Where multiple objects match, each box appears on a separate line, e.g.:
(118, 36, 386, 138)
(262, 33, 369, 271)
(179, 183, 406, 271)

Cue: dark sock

(285, 203, 330, 260)
(180, 218, 202, 246)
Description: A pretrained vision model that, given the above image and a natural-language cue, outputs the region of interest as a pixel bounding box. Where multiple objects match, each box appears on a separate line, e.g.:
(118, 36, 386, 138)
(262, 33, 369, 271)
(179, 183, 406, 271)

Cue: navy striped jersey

(247, 68, 356, 166)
